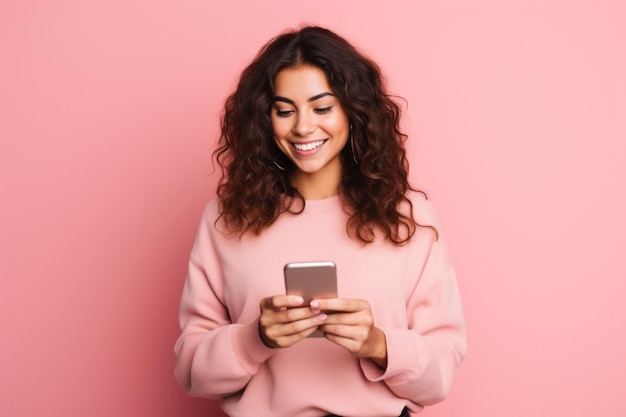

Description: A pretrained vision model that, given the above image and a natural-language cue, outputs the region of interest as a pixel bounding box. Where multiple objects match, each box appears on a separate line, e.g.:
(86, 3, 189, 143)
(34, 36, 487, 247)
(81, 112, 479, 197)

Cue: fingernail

(294, 296, 304, 304)
(317, 313, 327, 321)
(310, 300, 319, 308)
(311, 308, 321, 314)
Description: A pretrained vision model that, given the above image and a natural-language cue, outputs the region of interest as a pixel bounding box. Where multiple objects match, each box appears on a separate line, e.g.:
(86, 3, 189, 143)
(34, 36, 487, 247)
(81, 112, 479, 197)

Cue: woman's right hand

(259, 295, 327, 348)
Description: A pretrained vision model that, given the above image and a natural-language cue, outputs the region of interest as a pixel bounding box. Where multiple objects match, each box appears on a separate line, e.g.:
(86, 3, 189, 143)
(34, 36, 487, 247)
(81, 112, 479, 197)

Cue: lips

(292, 140, 327, 152)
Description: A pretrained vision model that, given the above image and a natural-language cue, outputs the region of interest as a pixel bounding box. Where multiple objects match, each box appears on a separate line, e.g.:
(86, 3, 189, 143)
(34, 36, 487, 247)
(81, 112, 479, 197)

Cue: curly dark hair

(214, 25, 424, 245)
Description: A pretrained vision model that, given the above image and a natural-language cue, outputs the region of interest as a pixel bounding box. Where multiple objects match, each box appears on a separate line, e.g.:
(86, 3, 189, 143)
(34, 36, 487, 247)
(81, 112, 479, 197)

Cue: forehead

(273, 65, 333, 97)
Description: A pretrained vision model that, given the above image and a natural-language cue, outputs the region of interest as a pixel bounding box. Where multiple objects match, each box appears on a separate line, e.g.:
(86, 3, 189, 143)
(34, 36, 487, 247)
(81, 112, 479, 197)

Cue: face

(271, 65, 350, 197)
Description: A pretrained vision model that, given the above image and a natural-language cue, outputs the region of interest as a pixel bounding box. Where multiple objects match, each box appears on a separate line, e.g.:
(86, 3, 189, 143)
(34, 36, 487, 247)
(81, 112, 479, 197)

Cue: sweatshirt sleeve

(360, 198, 467, 407)
(174, 203, 276, 399)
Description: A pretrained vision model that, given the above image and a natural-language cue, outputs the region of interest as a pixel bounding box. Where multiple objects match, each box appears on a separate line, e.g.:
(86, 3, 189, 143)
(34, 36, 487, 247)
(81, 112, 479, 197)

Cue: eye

(275, 109, 294, 117)
(314, 107, 332, 114)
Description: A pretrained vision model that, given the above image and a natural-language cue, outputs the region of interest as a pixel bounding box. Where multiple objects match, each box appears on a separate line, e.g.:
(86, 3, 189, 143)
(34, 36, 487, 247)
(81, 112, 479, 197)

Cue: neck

(291, 171, 340, 200)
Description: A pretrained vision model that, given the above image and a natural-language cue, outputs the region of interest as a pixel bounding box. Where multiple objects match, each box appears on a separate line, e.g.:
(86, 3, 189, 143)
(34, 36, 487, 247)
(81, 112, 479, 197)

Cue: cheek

(270, 123, 286, 149)
(328, 119, 349, 137)
(327, 111, 349, 133)
(270, 118, 287, 138)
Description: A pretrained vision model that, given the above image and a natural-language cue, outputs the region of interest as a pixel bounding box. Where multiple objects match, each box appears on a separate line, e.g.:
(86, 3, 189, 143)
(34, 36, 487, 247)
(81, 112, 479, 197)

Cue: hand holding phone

(284, 261, 337, 337)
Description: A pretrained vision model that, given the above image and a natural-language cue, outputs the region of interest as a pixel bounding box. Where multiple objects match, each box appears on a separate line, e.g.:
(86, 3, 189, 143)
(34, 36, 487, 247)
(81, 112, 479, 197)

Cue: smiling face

(271, 65, 350, 199)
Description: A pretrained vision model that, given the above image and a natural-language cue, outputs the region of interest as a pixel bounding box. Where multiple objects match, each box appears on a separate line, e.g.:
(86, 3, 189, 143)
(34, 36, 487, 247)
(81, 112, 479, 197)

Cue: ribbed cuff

(361, 328, 422, 384)
(231, 318, 277, 375)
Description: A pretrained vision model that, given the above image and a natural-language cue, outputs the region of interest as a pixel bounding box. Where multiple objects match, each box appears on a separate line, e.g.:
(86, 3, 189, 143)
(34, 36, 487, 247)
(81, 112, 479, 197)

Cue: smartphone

(284, 261, 337, 337)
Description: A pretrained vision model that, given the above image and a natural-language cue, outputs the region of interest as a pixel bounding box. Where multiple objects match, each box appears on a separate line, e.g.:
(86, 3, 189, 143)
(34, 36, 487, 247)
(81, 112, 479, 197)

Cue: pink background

(2, 0, 625, 416)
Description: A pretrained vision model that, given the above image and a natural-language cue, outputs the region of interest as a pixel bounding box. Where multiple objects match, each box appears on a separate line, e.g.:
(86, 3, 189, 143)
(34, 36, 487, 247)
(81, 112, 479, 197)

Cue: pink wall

(2, 1, 625, 416)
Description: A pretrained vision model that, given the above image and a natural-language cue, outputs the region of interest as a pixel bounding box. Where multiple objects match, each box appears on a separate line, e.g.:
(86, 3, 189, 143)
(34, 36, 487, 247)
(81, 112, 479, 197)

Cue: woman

(175, 26, 466, 417)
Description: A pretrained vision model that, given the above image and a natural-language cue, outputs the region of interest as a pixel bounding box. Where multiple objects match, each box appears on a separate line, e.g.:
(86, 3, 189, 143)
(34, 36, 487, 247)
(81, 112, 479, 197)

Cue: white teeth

(293, 140, 325, 151)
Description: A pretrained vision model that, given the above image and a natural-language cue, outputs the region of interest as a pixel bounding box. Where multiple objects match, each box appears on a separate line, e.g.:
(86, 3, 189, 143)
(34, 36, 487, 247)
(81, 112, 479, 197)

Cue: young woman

(175, 26, 466, 417)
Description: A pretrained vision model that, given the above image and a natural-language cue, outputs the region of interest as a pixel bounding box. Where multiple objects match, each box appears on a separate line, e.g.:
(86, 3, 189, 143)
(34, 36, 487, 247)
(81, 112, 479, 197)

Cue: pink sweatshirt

(175, 191, 466, 417)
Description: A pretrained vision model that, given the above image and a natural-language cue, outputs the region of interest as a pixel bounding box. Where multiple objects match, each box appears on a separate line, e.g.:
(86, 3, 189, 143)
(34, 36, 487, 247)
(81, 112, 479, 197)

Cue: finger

(261, 295, 305, 311)
(282, 314, 327, 336)
(322, 310, 373, 327)
(319, 322, 370, 341)
(311, 298, 368, 313)
(267, 325, 321, 348)
(321, 330, 365, 352)
(265, 314, 327, 341)
(260, 306, 327, 331)
(272, 305, 322, 324)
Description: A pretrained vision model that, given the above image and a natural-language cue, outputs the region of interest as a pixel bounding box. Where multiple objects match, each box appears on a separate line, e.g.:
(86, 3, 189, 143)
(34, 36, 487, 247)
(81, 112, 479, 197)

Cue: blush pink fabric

(175, 192, 466, 416)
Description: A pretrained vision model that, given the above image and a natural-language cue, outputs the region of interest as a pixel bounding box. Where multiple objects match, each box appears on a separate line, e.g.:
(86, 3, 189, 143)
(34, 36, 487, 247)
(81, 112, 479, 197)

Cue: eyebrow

(272, 92, 335, 105)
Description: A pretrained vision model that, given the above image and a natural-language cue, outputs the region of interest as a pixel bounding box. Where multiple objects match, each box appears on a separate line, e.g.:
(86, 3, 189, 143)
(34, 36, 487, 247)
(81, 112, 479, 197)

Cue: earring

(350, 124, 359, 165)
(273, 160, 287, 171)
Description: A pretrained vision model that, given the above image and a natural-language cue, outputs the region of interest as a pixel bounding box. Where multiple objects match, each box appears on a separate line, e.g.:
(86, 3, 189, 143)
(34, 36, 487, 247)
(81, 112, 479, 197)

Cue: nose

(292, 112, 315, 136)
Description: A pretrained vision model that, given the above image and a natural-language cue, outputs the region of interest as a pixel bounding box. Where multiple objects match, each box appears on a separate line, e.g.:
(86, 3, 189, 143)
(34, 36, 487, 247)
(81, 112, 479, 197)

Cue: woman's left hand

(311, 298, 388, 369)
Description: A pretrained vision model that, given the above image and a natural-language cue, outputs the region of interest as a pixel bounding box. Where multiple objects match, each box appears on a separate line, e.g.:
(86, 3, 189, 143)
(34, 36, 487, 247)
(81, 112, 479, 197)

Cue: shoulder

(201, 197, 220, 219)
(189, 197, 237, 261)
(404, 190, 441, 229)
(195, 197, 227, 237)
(192, 197, 219, 227)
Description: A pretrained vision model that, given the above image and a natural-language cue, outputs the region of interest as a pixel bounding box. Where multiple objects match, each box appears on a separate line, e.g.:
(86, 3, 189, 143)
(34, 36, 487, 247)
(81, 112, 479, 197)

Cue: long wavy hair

(214, 26, 423, 245)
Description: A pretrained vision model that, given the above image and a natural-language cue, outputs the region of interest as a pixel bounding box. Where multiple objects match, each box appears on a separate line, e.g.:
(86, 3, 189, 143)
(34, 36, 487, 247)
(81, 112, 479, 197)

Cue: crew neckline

(301, 195, 342, 214)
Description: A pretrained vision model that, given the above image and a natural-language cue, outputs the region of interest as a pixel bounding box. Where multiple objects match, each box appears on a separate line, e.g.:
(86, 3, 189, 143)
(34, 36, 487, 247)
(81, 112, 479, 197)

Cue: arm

(174, 265, 275, 398)
(174, 208, 276, 399)
(364, 221, 467, 406)
(312, 220, 466, 406)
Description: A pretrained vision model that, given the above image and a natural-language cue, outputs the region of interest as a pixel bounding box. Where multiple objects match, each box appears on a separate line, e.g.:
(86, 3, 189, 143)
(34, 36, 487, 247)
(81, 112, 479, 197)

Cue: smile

(292, 140, 326, 152)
